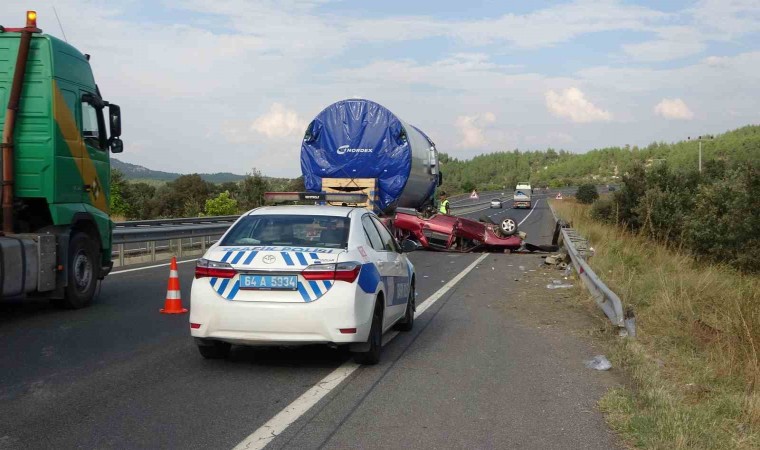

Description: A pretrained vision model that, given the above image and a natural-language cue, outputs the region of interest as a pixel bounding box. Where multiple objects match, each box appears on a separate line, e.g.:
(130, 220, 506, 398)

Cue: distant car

(490, 198, 503, 208)
(190, 205, 417, 365)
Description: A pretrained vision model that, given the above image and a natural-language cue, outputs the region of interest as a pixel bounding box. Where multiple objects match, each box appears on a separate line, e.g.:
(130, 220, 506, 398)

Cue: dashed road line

(232, 253, 489, 450)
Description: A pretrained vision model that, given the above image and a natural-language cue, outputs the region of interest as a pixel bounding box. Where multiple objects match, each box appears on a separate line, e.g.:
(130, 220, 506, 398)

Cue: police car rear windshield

(221, 215, 351, 248)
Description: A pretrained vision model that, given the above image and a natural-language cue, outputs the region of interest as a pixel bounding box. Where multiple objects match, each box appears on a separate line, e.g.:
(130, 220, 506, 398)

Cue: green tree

(239, 168, 270, 210)
(286, 176, 306, 192)
(109, 169, 129, 217)
(205, 191, 239, 216)
(123, 182, 156, 219)
(147, 174, 212, 218)
(576, 184, 599, 204)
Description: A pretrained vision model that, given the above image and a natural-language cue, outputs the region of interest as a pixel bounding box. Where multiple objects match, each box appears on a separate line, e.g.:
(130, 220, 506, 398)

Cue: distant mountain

(111, 159, 246, 183)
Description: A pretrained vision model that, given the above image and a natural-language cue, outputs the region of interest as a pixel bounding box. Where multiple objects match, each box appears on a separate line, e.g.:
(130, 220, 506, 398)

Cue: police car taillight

(302, 262, 361, 283)
(195, 258, 237, 279)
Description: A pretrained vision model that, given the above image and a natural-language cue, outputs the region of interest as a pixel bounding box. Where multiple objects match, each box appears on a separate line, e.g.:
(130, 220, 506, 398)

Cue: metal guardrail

(548, 202, 633, 337)
(113, 215, 239, 228)
(111, 222, 233, 267)
(112, 223, 231, 244)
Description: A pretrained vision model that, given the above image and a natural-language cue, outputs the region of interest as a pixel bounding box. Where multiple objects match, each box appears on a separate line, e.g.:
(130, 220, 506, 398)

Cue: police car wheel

(395, 282, 415, 332)
(354, 303, 382, 365)
(197, 340, 231, 359)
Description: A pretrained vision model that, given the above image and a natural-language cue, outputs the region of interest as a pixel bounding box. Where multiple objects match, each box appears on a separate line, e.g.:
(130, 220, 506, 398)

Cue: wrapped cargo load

(300, 99, 440, 214)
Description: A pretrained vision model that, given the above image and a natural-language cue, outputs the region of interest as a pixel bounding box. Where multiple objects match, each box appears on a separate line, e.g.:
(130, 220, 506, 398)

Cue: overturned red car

(387, 208, 525, 253)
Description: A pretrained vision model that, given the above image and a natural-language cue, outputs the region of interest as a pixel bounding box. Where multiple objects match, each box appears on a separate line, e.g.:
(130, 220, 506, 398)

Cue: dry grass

(551, 199, 760, 449)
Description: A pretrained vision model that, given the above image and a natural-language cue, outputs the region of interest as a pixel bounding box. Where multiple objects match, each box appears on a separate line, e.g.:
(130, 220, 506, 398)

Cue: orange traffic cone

(160, 257, 188, 314)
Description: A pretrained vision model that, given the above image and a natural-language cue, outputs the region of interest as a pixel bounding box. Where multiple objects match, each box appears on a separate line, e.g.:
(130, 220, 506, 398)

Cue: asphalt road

(0, 193, 619, 449)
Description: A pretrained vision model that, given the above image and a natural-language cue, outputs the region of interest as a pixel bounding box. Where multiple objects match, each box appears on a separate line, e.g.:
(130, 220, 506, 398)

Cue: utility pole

(688, 135, 713, 173)
(699, 140, 702, 173)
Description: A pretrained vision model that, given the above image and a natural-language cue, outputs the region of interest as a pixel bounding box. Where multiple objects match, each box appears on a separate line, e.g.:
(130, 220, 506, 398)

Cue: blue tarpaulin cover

(300, 99, 412, 212)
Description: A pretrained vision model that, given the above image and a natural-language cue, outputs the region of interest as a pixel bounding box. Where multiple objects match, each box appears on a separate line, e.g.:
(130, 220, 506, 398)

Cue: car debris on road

(584, 355, 612, 371)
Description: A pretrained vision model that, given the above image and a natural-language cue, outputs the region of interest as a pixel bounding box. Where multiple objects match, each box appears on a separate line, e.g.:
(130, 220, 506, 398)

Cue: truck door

(79, 92, 109, 213)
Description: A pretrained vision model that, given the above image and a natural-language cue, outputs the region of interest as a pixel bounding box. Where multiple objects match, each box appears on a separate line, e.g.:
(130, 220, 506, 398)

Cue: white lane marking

(517, 198, 540, 226)
(109, 258, 196, 275)
(233, 253, 489, 450)
(414, 253, 488, 317)
(462, 205, 491, 215)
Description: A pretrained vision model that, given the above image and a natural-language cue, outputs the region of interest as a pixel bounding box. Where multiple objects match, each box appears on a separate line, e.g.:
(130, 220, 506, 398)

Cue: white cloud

(455, 113, 496, 149)
(622, 27, 705, 62)
(251, 103, 307, 139)
(451, 0, 668, 48)
(703, 55, 729, 67)
(690, 0, 760, 37)
(1, 1, 756, 176)
(654, 98, 694, 120)
(545, 88, 612, 123)
(525, 132, 575, 146)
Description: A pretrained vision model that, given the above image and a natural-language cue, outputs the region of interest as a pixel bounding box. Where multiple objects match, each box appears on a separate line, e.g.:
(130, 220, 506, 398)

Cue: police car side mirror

(400, 239, 418, 253)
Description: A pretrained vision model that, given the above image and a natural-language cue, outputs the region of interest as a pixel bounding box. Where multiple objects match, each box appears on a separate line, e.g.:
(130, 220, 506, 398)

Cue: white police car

(190, 204, 417, 365)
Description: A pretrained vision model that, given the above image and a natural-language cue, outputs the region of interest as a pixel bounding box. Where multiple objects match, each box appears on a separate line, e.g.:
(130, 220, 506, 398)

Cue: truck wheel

(61, 232, 99, 309)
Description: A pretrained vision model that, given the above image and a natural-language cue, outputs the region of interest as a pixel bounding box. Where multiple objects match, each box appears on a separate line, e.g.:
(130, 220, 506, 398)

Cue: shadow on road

(221, 343, 351, 369)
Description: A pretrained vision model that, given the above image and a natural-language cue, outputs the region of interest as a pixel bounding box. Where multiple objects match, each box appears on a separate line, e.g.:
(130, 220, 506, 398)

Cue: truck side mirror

(109, 137, 123, 153)
(109, 104, 122, 138)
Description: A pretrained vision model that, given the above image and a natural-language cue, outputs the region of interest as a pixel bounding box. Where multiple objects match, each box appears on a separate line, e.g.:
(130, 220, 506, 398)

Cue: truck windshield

(221, 215, 350, 248)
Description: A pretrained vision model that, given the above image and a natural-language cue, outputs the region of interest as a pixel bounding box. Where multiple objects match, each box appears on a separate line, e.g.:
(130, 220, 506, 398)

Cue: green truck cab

(0, 11, 123, 307)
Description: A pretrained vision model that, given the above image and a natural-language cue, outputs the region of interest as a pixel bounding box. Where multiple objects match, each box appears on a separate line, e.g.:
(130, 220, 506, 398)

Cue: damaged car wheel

(500, 217, 517, 236)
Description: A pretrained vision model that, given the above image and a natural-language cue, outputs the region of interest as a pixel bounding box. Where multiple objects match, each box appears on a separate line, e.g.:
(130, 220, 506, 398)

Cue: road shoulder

(272, 253, 624, 449)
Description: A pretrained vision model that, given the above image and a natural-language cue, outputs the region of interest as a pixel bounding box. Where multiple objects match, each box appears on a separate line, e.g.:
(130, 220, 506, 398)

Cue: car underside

(388, 209, 526, 253)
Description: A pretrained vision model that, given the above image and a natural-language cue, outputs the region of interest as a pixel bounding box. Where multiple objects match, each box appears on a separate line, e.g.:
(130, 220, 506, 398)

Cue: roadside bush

(684, 165, 760, 273)
(590, 196, 616, 224)
(588, 162, 759, 273)
(576, 183, 599, 204)
(205, 191, 238, 216)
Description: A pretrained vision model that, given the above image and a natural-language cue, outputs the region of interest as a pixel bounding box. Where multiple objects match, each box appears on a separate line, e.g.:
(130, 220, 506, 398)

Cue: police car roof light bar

(264, 192, 368, 204)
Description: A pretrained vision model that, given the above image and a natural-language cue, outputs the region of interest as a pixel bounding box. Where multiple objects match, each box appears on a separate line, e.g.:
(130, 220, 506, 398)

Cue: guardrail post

(177, 238, 183, 257)
(201, 236, 206, 252)
(118, 243, 125, 267)
(150, 241, 156, 262)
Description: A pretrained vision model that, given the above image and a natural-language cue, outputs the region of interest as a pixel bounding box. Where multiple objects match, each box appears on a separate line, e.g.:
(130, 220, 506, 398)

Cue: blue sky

(2, 0, 758, 176)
